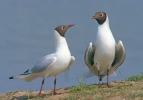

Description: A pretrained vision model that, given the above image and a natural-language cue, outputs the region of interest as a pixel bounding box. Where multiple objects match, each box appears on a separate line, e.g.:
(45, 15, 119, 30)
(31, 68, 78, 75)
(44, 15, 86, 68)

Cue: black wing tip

(9, 76, 14, 79)
(24, 69, 29, 73)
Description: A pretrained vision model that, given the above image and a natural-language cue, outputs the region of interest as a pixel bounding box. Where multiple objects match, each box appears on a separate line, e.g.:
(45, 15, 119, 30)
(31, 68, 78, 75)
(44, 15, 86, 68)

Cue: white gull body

(94, 15, 115, 75)
(84, 12, 125, 85)
(10, 24, 75, 96)
(20, 30, 74, 82)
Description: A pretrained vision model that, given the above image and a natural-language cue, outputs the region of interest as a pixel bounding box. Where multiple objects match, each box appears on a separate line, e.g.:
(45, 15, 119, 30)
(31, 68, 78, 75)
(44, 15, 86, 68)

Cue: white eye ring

(62, 26, 64, 30)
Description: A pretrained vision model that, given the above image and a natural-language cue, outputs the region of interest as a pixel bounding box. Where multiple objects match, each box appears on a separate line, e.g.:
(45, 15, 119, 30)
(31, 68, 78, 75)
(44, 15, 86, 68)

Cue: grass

(125, 73, 143, 82)
(1, 74, 143, 100)
(63, 74, 143, 100)
(129, 92, 143, 99)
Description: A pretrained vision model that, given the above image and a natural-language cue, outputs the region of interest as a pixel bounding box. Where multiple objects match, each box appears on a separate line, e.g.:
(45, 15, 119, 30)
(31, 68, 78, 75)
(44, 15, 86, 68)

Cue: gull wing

(64, 56, 75, 80)
(110, 40, 125, 72)
(84, 42, 98, 77)
(102, 40, 125, 78)
(30, 54, 57, 73)
(67, 56, 75, 70)
(84, 42, 96, 69)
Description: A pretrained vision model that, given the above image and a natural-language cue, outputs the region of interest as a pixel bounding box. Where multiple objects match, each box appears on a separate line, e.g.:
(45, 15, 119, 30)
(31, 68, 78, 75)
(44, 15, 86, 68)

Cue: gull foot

(37, 93, 46, 97)
(53, 92, 62, 95)
(107, 85, 113, 88)
(98, 85, 101, 88)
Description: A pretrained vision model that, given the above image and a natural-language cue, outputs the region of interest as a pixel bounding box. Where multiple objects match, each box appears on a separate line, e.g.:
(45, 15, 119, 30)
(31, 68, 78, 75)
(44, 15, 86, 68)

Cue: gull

(9, 24, 75, 97)
(84, 12, 125, 87)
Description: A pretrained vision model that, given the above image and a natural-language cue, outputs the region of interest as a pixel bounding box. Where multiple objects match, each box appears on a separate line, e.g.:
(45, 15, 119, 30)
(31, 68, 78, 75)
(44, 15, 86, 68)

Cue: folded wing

(31, 54, 57, 73)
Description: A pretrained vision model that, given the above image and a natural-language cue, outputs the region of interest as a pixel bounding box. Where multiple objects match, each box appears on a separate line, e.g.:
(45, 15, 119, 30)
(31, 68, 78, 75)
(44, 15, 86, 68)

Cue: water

(0, 1, 143, 93)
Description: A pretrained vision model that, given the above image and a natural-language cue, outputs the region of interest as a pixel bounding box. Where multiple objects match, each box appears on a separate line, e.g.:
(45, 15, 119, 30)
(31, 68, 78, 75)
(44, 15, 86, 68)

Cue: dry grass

(1, 74, 143, 100)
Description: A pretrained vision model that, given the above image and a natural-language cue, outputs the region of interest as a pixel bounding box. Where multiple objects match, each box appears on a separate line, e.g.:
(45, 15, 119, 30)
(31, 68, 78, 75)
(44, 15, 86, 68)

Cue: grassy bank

(1, 74, 143, 100)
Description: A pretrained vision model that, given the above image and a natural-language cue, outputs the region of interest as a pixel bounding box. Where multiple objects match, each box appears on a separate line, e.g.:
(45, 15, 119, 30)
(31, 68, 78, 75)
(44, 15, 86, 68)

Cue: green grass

(1, 74, 143, 100)
(125, 73, 143, 82)
(34, 98, 45, 100)
(64, 74, 143, 100)
(129, 92, 143, 99)
(69, 84, 96, 92)
(67, 84, 120, 99)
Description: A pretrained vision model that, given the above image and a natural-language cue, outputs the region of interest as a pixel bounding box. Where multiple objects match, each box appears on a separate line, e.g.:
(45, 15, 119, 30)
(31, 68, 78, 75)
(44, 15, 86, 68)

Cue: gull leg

(53, 77, 57, 95)
(107, 69, 109, 86)
(37, 78, 46, 97)
(98, 70, 101, 87)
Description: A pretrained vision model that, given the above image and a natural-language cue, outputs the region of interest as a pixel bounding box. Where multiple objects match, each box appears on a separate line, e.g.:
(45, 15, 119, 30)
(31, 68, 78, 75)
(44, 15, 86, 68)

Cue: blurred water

(0, 1, 143, 93)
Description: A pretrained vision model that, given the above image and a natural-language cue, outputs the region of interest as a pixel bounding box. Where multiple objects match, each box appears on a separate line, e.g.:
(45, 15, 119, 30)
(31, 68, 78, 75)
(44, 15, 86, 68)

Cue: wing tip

(24, 69, 30, 73)
(118, 40, 125, 51)
(118, 40, 123, 44)
(89, 42, 92, 46)
(9, 76, 14, 79)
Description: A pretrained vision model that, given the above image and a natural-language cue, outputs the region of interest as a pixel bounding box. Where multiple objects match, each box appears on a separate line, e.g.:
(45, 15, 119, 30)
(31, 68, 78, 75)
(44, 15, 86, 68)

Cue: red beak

(67, 24, 75, 28)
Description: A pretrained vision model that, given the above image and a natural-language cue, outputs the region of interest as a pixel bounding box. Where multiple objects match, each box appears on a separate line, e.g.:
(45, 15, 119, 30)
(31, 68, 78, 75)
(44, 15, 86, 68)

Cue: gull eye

(62, 26, 65, 30)
(100, 13, 103, 17)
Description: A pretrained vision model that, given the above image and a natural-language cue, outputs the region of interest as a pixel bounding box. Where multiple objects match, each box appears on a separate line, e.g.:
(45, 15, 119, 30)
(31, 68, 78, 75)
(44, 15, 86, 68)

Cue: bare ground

(1, 81, 143, 100)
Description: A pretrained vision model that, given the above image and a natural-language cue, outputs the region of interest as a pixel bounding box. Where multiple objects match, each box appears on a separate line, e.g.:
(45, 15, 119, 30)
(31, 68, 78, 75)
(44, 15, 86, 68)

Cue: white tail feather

(11, 73, 38, 82)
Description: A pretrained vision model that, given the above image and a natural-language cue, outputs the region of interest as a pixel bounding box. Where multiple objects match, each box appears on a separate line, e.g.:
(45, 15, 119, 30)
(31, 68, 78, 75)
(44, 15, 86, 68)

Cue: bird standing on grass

(84, 12, 125, 87)
(9, 24, 75, 97)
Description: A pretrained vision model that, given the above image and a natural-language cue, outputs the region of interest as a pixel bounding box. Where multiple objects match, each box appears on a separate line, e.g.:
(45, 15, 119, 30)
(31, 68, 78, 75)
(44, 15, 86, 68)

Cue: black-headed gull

(84, 12, 125, 87)
(9, 24, 75, 97)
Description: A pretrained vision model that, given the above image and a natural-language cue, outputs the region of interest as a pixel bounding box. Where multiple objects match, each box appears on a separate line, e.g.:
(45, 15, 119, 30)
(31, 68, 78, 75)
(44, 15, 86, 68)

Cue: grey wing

(84, 42, 96, 69)
(109, 40, 125, 76)
(101, 41, 125, 79)
(67, 56, 75, 70)
(84, 42, 99, 77)
(30, 54, 57, 73)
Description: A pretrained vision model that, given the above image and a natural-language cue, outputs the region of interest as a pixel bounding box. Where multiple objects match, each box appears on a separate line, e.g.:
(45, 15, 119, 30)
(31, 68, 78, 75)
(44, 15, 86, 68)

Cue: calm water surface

(0, 1, 143, 93)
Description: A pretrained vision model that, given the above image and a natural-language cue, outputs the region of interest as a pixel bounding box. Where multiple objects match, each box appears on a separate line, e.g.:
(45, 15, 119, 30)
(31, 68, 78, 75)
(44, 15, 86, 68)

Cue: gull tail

(9, 75, 29, 79)
(9, 69, 38, 82)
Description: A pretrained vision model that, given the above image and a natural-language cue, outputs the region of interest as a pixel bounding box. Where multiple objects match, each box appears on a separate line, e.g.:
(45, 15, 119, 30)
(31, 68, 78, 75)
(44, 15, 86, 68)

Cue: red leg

(37, 78, 46, 97)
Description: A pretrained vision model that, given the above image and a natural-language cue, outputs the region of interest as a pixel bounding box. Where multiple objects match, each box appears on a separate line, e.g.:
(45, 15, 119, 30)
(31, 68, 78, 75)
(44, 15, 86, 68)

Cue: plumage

(84, 12, 125, 86)
(9, 24, 75, 97)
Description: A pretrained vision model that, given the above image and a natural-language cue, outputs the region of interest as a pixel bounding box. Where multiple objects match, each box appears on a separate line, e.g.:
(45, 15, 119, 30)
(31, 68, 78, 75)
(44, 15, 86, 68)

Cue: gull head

(55, 24, 75, 37)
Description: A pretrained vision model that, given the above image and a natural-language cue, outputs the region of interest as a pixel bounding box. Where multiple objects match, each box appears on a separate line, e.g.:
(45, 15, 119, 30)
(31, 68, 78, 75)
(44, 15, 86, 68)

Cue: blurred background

(0, 0, 143, 93)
